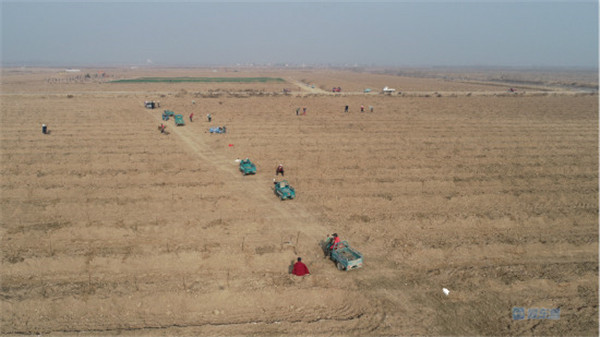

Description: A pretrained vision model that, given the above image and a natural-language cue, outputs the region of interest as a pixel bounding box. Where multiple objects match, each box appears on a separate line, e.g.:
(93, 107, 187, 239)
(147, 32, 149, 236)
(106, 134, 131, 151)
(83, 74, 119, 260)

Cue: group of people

(157, 108, 214, 134)
(345, 105, 373, 113)
(151, 102, 349, 279)
(295, 107, 307, 116)
(188, 112, 214, 122)
(159, 112, 217, 132)
(274, 164, 341, 278)
(294, 105, 375, 115)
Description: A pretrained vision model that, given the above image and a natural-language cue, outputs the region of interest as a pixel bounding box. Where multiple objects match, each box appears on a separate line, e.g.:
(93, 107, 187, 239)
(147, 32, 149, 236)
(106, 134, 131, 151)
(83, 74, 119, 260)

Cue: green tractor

(239, 158, 257, 175)
(273, 180, 295, 200)
(174, 114, 185, 126)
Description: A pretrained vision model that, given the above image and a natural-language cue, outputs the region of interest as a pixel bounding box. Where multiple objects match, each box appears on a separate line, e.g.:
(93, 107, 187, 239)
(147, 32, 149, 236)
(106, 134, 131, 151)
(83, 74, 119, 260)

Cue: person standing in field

(207, 114, 212, 122)
(344, 105, 349, 113)
(327, 233, 341, 255)
(302, 107, 307, 115)
(296, 107, 300, 116)
(189, 112, 194, 122)
(369, 106, 373, 112)
(276, 164, 284, 176)
(361, 105, 364, 112)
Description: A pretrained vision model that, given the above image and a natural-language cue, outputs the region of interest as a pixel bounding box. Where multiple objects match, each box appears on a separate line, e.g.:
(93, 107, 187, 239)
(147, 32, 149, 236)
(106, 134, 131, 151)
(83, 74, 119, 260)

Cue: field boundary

(111, 77, 285, 83)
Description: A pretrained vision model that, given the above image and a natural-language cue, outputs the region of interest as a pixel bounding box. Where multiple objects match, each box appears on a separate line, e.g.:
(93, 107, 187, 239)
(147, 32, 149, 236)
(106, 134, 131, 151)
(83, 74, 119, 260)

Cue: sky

(1, 1, 598, 68)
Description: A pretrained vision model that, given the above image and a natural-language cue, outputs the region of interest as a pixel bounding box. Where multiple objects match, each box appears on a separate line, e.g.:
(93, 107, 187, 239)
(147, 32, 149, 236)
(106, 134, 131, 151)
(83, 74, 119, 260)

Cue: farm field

(1, 67, 598, 336)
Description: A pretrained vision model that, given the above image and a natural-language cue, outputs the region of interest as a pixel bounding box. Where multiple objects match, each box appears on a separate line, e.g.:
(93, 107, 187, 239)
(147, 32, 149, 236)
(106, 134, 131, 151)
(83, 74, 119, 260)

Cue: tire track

(140, 109, 385, 333)
(2, 311, 368, 336)
(145, 110, 327, 243)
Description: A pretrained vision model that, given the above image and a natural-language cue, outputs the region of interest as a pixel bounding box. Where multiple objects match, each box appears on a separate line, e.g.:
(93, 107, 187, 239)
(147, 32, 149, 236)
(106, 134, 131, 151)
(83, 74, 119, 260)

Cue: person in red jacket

(276, 164, 284, 176)
(329, 233, 340, 250)
(322, 233, 341, 258)
(292, 257, 310, 276)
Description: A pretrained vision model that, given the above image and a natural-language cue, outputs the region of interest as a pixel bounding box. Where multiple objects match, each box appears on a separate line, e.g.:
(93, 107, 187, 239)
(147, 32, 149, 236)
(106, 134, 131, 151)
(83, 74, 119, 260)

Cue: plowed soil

(1, 68, 598, 336)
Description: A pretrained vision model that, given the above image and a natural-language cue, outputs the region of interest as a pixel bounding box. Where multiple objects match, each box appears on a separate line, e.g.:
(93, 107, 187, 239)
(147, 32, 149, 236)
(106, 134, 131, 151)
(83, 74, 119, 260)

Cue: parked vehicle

(174, 114, 185, 126)
(239, 158, 256, 175)
(323, 237, 363, 271)
(145, 101, 159, 109)
(273, 180, 295, 200)
(209, 126, 227, 134)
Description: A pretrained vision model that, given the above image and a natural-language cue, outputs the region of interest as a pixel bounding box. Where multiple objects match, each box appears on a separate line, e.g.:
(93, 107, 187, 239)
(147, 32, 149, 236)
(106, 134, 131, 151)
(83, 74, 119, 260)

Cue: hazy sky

(1, 1, 598, 68)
